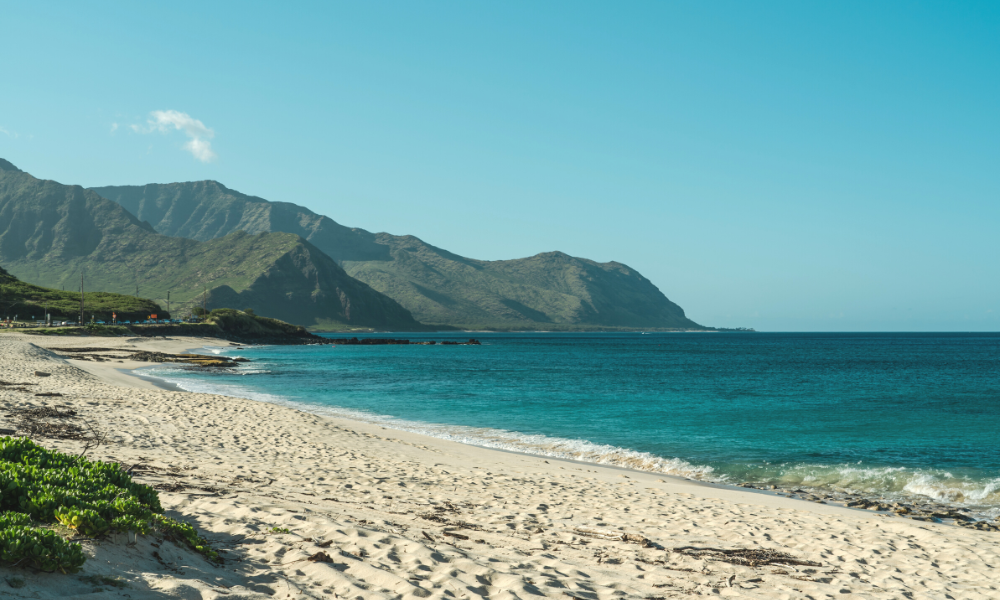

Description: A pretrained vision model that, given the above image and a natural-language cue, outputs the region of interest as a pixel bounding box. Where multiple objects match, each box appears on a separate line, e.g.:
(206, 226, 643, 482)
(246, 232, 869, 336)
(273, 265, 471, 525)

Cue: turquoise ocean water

(142, 332, 1000, 518)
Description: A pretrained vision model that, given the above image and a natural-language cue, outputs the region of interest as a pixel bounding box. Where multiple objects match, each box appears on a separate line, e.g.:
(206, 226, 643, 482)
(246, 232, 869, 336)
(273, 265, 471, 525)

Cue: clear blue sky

(2, 2, 998, 331)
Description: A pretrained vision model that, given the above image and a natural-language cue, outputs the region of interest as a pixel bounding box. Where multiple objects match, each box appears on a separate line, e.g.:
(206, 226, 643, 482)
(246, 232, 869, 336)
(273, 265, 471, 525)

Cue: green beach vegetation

(0, 437, 217, 573)
(0, 266, 164, 323)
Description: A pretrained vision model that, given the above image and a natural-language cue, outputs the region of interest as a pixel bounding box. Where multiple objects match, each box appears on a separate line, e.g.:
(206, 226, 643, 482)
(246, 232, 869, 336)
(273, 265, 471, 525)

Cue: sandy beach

(0, 333, 997, 599)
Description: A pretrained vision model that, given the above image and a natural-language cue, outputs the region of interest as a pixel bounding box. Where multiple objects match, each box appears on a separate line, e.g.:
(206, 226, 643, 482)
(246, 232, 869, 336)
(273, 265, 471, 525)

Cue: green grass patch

(0, 437, 219, 573)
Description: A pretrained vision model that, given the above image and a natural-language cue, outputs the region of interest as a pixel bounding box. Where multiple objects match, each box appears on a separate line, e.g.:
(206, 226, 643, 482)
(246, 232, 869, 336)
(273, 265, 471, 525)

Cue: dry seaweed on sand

(4, 407, 109, 456)
(6, 406, 77, 419)
(0, 380, 37, 393)
(672, 546, 822, 568)
(417, 513, 485, 531)
(572, 527, 660, 548)
(5, 406, 85, 439)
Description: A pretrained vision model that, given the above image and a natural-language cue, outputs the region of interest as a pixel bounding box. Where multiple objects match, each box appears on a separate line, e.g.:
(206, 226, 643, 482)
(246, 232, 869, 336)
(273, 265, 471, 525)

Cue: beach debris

(417, 512, 485, 531)
(443, 531, 470, 540)
(572, 527, 658, 548)
(3, 407, 108, 456)
(433, 501, 463, 513)
(154, 482, 188, 493)
(307, 552, 334, 563)
(34, 371, 50, 377)
(5, 406, 82, 439)
(0, 380, 35, 393)
(8, 406, 77, 419)
(671, 546, 821, 568)
(34, 392, 63, 397)
(419, 512, 449, 524)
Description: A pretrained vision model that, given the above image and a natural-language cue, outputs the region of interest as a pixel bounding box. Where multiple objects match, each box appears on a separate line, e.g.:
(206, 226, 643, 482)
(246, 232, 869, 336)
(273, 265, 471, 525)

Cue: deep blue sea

(143, 332, 1000, 517)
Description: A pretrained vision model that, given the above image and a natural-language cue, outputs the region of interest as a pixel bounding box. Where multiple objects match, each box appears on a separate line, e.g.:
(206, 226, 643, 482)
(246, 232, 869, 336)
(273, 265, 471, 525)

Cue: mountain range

(91, 180, 703, 330)
(0, 158, 704, 330)
(0, 159, 421, 330)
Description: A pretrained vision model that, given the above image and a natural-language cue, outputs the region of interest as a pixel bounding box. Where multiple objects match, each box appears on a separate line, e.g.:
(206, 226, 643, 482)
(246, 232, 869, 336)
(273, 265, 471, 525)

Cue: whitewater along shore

(0, 334, 997, 599)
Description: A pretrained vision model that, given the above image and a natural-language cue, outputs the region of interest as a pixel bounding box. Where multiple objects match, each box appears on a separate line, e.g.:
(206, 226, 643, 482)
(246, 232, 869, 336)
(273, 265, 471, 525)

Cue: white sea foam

(756, 462, 1000, 514)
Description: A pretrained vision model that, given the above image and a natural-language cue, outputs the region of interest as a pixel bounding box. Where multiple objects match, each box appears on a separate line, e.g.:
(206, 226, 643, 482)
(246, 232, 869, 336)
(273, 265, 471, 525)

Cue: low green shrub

(54, 508, 110, 537)
(0, 437, 219, 572)
(0, 525, 85, 573)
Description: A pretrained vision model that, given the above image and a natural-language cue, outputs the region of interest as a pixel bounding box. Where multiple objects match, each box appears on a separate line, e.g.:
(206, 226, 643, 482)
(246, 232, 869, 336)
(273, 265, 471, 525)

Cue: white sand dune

(0, 333, 997, 599)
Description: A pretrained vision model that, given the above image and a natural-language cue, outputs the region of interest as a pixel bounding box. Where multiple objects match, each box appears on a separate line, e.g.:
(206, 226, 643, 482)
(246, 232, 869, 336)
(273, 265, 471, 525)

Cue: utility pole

(202, 286, 207, 317)
(167, 291, 171, 316)
(79, 273, 84, 325)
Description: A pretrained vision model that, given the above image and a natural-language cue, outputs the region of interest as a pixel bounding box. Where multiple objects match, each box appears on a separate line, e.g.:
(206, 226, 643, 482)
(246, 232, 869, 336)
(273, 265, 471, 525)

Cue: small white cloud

(110, 123, 118, 134)
(0, 126, 17, 139)
(134, 110, 217, 162)
(183, 138, 216, 162)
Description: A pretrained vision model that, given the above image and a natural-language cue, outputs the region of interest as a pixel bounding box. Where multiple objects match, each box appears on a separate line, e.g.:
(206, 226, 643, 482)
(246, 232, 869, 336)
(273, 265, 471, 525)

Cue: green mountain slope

(0, 160, 422, 330)
(92, 181, 704, 329)
(0, 264, 163, 322)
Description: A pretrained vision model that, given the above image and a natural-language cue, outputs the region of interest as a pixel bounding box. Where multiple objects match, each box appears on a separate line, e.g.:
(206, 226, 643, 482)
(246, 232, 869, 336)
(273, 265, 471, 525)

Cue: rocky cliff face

(92, 181, 704, 329)
(0, 161, 423, 330)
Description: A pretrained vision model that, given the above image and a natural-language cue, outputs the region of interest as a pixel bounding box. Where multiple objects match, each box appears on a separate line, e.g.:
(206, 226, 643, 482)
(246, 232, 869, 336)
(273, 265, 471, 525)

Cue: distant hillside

(0, 160, 423, 330)
(92, 181, 704, 329)
(0, 264, 164, 322)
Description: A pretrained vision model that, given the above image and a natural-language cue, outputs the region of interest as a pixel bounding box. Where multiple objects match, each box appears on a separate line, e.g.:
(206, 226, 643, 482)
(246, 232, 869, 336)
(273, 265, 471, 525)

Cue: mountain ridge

(92, 181, 705, 330)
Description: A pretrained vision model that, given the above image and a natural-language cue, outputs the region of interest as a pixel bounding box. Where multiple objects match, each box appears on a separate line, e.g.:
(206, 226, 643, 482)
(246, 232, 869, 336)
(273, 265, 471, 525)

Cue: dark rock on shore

(734, 481, 999, 532)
